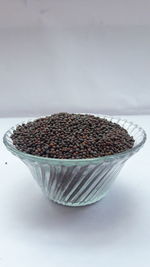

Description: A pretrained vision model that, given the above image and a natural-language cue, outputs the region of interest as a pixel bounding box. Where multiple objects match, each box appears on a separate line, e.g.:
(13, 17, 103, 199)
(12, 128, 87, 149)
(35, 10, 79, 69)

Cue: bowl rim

(3, 114, 147, 164)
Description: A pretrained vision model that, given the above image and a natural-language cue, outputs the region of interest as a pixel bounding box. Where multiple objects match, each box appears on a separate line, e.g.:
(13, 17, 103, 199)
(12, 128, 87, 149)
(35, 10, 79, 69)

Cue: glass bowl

(3, 115, 146, 207)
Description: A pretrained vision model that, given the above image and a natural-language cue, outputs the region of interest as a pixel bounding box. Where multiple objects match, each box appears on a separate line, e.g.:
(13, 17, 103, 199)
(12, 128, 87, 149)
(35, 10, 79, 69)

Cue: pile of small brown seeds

(11, 113, 134, 159)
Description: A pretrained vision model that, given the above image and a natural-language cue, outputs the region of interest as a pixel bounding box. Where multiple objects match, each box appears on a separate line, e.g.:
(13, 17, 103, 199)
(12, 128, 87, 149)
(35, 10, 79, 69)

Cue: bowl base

(48, 192, 107, 207)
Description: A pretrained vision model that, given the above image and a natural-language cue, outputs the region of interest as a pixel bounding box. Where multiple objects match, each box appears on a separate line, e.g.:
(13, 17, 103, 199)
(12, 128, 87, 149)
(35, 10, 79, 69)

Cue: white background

(0, 0, 150, 117)
(0, 1, 150, 267)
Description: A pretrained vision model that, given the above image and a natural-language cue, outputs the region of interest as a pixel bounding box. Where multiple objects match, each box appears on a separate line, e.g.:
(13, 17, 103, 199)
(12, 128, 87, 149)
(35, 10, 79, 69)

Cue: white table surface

(0, 115, 149, 267)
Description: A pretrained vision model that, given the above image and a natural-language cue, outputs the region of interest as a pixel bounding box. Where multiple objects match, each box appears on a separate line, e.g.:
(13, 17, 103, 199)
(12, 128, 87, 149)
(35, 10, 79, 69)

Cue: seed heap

(11, 113, 134, 159)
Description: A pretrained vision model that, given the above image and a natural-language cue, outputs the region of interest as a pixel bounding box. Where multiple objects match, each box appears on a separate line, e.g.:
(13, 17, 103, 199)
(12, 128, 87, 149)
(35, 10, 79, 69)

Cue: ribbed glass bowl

(3, 115, 146, 206)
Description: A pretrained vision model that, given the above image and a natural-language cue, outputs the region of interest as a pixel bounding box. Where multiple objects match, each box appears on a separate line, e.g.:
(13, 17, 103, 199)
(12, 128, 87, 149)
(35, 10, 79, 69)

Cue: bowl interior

(3, 114, 147, 166)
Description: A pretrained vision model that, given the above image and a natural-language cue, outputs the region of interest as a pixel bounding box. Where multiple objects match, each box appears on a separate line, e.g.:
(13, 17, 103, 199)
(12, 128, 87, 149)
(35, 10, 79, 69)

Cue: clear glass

(3, 115, 146, 206)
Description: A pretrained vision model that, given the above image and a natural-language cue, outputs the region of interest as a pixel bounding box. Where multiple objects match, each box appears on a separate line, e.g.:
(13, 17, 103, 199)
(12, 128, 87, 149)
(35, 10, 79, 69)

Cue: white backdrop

(0, 0, 150, 116)
(0, 2, 150, 266)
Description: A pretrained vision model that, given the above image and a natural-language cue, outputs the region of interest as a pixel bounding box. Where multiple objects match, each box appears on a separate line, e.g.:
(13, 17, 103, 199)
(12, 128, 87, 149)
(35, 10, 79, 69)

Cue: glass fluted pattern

(3, 115, 146, 206)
